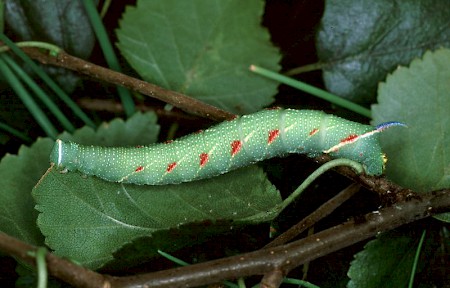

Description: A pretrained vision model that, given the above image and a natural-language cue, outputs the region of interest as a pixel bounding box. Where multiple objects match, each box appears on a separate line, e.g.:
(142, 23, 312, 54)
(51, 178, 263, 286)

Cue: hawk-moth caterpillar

(50, 109, 404, 185)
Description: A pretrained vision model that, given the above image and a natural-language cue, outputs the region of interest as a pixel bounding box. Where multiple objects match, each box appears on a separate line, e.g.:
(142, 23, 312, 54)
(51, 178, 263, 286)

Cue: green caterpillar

(50, 109, 404, 185)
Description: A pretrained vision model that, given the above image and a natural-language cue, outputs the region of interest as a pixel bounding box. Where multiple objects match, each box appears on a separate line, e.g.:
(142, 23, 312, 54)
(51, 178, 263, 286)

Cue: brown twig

(21, 48, 236, 122)
(260, 269, 284, 288)
(0, 232, 110, 288)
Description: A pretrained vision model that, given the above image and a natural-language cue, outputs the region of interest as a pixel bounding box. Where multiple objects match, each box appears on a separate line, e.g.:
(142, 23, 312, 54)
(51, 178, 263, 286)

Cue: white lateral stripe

(244, 131, 255, 143)
(323, 138, 357, 153)
(58, 139, 62, 165)
(323, 128, 386, 154)
(283, 124, 295, 133)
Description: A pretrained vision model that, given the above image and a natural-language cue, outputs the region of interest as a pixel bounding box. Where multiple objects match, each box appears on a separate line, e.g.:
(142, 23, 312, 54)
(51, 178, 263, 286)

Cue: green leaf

(33, 113, 281, 269)
(347, 231, 421, 288)
(4, 0, 95, 58)
(34, 166, 279, 269)
(372, 48, 450, 222)
(0, 111, 159, 247)
(116, 0, 281, 114)
(0, 138, 49, 246)
(317, 0, 450, 105)
(4, 0, 96, 92)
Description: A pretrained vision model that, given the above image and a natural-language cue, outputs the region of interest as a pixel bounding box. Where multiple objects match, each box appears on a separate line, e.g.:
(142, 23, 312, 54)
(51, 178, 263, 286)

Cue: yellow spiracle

(382, 153, 388, 168)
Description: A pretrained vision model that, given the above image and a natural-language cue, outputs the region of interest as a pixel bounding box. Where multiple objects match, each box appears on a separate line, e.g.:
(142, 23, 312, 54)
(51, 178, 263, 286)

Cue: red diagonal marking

(309, 128, 319, 136)
(268, 129, 280, 144)
(340, 134, 358, 144)
(135, 166, 144, 172)
(166, 162, 177, 173)
(231, 140, 242, 156)
(199, 153, 209, 167)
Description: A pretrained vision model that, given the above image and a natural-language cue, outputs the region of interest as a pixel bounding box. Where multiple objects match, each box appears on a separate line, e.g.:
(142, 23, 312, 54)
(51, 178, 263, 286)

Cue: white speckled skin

(49, 109, 386, 185)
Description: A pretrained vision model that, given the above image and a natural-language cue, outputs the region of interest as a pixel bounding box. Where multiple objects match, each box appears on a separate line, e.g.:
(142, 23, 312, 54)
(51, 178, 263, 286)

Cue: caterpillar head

(50, 139, 79, 171)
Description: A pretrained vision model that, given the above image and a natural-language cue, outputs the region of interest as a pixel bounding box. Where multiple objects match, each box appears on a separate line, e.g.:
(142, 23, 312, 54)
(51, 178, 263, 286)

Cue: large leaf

(33, 113, 281, 269)
(4, 0, 96, 92)
(116, 0, 281, 114)
(372, 48, 450, 219)
(316, 0, 450, 105)
(4, 0, 95, 58)
(34, 166, 279, 269)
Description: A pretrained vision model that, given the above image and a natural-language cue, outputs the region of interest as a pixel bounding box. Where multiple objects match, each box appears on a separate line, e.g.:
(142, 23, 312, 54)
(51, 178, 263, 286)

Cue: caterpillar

(50, 109, 404, 185)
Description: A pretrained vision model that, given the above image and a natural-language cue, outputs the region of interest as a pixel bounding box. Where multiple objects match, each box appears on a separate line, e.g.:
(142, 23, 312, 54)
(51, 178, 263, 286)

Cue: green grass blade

(408, 230, 426, 288)
(81, 0, 135, 117)
(0, 122, 32, 142)
(282, 278, 321, 288)
(157, 250, 190, 266)
(99, 0, 112, 18)
(250, 65, 371, 118)
(271, 159, 364, 216)
(3, 55, 75, 132)
(0, 55, 58, 138)
(0, 33, 96, 128)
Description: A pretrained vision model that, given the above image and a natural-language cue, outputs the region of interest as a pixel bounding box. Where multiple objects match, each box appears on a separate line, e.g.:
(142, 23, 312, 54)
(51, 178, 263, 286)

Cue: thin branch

(20, 48, 236, 122)
(0, 232, 111, 288)
(260, 269, 284, 288)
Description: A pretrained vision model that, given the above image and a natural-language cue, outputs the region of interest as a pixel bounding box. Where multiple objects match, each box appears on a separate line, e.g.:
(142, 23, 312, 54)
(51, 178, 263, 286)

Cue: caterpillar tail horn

(374, 121, 407, 169)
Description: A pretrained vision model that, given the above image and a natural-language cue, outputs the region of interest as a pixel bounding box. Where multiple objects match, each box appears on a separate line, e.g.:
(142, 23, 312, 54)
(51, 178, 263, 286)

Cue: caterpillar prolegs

(50, 109, 404, 185)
